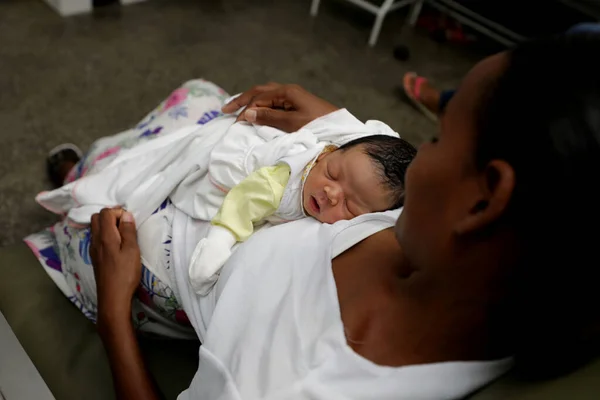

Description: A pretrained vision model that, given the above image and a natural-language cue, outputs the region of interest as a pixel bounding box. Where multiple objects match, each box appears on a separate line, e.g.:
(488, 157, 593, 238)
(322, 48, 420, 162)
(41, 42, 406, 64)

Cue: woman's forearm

(98, 310, 161, 400)
(90, 209, 160, 399)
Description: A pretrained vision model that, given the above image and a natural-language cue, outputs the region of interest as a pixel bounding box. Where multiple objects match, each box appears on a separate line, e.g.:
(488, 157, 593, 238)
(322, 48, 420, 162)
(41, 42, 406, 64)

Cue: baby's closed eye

(326, 164, 336, 180)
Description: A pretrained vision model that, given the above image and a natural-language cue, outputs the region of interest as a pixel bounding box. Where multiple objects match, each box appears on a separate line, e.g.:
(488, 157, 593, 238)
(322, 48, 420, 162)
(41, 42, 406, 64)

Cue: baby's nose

(324, 186, 340, 206)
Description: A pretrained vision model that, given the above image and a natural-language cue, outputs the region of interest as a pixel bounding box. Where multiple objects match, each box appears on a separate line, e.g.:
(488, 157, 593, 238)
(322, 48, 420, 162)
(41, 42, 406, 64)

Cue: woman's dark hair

(340, 135, 417, 209)
(476, 32, 600, 378)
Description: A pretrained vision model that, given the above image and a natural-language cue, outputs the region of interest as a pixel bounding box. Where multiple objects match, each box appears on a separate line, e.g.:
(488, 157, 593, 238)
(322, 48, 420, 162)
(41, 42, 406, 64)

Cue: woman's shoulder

(329, 209, 401, 258)
(331, 226, 403, 331)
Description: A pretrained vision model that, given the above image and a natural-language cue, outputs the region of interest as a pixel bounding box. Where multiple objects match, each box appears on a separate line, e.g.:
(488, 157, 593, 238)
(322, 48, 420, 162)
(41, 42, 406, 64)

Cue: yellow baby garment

(211, 164, 292, 241)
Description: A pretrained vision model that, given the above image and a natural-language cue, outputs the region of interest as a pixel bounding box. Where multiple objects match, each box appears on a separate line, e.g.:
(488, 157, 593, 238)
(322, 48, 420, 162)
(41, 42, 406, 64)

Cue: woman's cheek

(403, 147, 432, 194)
(404, 151, 421, 192)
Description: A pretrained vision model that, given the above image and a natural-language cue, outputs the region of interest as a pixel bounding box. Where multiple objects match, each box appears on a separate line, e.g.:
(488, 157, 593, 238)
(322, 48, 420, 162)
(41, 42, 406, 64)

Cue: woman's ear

(455, 159, 515, 235)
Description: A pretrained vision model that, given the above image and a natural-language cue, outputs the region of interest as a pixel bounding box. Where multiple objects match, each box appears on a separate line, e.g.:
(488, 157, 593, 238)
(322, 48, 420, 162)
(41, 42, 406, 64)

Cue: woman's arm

(221, 83, 339, 132)
(97, 313, 160, 400)
(90, 208, 161, 400)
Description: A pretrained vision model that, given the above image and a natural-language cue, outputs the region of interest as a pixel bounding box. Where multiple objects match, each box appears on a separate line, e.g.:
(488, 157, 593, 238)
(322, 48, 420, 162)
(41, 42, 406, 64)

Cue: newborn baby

(193, 134, 416, 294)
(37, 108, 415, 297)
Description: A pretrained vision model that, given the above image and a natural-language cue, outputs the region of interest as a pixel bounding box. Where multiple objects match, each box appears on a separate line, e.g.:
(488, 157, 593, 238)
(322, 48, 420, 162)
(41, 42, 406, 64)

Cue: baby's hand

(188, 226, 237, 296)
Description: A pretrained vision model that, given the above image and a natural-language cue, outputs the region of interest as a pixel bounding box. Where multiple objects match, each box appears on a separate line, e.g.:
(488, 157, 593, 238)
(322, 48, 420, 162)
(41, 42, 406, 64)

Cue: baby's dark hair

(339, 135, 416, 209)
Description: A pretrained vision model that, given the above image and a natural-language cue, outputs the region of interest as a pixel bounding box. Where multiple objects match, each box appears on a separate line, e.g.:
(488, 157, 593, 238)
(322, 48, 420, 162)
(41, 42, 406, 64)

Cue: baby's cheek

(321, 209, 345, 224)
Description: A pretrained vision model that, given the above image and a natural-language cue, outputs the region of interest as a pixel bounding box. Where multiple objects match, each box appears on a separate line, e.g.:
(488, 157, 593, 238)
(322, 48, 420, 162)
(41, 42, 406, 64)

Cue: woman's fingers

(241, 107, 303, 133)
(91, 213, 100, 238)
(91, 208, 126, 256)
(99, 208, 124, 247)
(118, 211, 138, 251)
(90, 208, 142, 309)
(224, 82, 338, 132)
(221, 82, 282, 114)
(235, 86, 297, 121)
(90, 213, 101, 264)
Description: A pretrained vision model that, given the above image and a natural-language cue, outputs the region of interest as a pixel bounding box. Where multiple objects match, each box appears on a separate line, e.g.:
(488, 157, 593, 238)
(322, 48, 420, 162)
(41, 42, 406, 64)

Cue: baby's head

(303, 135, 417, 223)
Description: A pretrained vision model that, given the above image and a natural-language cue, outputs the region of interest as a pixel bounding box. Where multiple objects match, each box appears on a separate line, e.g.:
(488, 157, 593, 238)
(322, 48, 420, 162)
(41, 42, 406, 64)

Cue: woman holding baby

(34, 32, 600, 398)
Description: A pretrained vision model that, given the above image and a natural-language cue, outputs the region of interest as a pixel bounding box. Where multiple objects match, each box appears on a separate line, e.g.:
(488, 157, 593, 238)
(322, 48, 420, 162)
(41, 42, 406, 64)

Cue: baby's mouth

(310, 196, 321, 214)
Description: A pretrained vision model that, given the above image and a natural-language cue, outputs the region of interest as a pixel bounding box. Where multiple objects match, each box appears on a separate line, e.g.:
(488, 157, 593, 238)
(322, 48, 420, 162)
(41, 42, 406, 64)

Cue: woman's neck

(333, 228, 513, 367)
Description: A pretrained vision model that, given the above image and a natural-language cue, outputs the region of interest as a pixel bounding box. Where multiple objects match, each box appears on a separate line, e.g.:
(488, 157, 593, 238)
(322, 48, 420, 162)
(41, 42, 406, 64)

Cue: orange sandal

(403, 72, 438, 122)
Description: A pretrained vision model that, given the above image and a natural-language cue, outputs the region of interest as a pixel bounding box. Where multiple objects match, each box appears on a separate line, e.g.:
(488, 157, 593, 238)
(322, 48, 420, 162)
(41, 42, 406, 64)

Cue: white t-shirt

(170, 209, 513, 400)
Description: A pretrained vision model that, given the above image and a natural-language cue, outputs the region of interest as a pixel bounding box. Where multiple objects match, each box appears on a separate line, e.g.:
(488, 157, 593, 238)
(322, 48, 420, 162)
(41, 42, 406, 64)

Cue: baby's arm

(188, 164, 291, 295)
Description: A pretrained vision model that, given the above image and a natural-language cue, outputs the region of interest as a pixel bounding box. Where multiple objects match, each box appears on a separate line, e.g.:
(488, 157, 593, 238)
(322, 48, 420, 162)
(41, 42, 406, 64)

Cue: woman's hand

(221, 83, 339, 132)
(90, 208, 141, 326)
(91, 208, 160, 400)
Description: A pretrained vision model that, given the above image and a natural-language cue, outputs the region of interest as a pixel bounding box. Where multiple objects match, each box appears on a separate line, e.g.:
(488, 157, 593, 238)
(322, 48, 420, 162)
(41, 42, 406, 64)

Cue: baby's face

(303, 146, 391, 224)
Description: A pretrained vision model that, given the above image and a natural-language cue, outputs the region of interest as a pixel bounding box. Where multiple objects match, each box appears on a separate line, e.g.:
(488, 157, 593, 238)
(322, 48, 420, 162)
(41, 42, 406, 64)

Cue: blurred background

(1, 0, 598, 246)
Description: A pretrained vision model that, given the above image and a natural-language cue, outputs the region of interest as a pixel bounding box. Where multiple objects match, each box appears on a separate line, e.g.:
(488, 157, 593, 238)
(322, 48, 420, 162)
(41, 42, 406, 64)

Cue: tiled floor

(0, 0, 481, 246)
